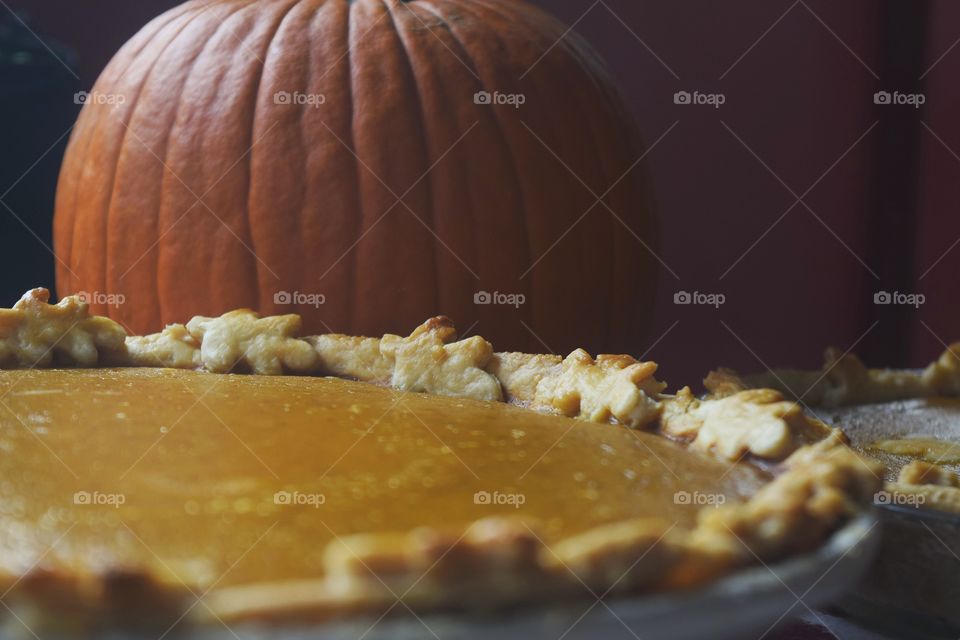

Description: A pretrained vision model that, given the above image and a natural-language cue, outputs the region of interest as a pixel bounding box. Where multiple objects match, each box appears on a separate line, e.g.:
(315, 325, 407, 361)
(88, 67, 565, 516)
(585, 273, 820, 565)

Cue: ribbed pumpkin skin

(54, 0, 657, 355)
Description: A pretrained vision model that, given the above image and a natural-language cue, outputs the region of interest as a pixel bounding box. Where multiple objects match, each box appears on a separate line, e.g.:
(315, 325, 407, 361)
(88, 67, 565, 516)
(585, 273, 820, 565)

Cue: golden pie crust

(0, 289, 881, 629)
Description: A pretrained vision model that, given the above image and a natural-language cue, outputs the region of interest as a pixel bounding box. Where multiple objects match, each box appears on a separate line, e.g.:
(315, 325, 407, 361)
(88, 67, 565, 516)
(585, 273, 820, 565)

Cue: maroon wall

(540, 1, 877, 385)
(915, 2, 960, 366)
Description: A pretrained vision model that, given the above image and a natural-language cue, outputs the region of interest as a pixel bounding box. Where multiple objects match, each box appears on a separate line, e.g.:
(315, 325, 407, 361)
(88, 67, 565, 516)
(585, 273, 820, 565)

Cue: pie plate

(816, 400, 960, 638)
(39, 513, 876, 640)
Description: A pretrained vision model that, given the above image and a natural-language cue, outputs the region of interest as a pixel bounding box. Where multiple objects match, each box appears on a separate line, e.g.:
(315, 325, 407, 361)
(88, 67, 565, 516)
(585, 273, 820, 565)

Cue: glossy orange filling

(0, 369, 766, 590)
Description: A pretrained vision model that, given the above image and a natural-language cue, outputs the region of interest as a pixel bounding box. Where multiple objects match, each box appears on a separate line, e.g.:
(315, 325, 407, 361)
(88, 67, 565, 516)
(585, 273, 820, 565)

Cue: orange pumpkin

(54, 0, 657, 355)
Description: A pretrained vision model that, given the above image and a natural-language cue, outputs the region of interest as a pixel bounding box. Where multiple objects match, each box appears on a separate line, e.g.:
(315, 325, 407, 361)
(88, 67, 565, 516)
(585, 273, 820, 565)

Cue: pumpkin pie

(0, 289, 880, 633)
(707, 345, 960, 514)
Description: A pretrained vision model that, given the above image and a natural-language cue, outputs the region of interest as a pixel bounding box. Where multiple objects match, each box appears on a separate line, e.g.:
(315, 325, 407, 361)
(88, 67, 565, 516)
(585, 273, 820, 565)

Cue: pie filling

(868, 437, 960, 466)
(0, 368, 765, 592)
(711, 352, 960, 512)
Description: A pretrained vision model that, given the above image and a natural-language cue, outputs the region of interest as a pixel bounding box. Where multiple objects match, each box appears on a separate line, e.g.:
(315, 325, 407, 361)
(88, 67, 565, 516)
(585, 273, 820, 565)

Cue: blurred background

(1, 0, 956, 385)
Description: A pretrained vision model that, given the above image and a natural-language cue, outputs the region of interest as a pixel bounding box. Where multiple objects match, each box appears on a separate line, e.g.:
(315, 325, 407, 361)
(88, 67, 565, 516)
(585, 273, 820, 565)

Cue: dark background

(3, 0, 958, 386)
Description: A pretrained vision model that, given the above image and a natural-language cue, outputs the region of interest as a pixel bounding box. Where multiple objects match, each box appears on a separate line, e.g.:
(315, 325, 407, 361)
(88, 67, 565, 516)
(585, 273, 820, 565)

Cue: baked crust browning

(490, 350, 665, 429)
(886, 461, 960, 513)
(898, 460, 960, 487)
(124, 324, 201, 369)
(309, 334, 393, 381)
(310, 318, 665, 426)
(311, 316, 503, 402)
(920, 342, 960, 395)
(711, 344, 960, 408)
(0, 289, 126, 367)
(699, 438, 881, 558)
(661, 387, 836, 460)
(0, 291, 666, 426)
(185, 310, 319, 375)
(135, 310, 665, 427)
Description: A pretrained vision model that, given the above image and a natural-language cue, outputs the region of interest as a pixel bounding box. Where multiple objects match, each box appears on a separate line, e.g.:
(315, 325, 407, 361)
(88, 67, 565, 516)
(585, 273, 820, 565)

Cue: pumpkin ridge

(327, 0, 365, 333)
(544, 32, 620, 344)
(292, 0, 324, 313)
(101, 0, 234, 324)
(383, 0, 441, 316)
(557, 27, 653, 350)
(65, 1, 215, 306)
(530, 63, 616, 353)
(311, 0, 361, 332)
(151, 0, 262, 327)
(538, 14, 661, 348)
(344, 0, 361, 330)
(411, 0, 489, 312)
(476, 0, 631, 353)
(240, 0, 306, 314)
(453, 0, 561, 351)
(55, 2, 199, 299)
(433, 0, 535, 344)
